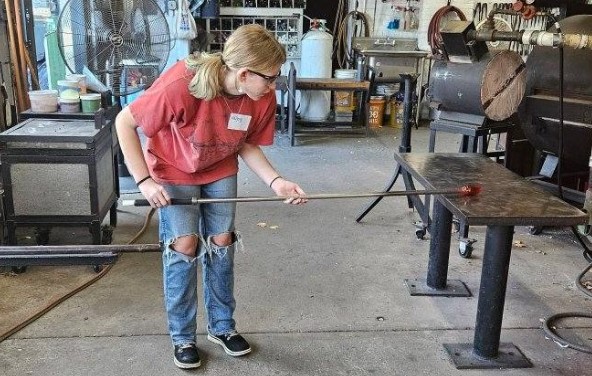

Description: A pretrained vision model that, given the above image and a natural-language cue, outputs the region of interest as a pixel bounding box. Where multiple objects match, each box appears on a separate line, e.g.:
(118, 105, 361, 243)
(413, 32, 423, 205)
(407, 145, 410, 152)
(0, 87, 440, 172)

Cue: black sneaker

(173, 343, 201, 369)
(207, 331, 251, 357)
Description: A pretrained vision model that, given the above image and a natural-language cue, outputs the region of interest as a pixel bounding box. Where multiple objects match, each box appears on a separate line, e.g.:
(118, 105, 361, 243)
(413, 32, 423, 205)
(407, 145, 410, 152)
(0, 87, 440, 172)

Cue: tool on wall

(0, 64, 7, 130)
(122, 184, 483, 207)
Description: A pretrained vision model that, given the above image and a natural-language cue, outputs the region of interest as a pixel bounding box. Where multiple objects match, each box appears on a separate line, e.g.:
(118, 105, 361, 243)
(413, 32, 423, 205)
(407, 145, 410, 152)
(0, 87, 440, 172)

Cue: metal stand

(405, 200, 471, 297)
(443, 225, 532, 369)
(356, 74, 429, 230)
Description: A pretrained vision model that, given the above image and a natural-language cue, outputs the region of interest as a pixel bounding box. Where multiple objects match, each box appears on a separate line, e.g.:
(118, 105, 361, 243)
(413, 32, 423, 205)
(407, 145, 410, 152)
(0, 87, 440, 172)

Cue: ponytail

(185, 52, 224, 100)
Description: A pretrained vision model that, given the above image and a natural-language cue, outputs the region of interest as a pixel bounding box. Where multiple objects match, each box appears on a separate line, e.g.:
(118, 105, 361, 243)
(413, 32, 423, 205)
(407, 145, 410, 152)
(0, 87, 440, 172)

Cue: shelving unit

(219, 1, 306, 8)
(207, 6, 304, 58)
(286, 63, 372, 146)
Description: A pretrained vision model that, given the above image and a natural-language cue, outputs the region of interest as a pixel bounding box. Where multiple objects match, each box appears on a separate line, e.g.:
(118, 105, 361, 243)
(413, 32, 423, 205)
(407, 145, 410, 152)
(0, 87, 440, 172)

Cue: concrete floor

(2, 126, 592, 375)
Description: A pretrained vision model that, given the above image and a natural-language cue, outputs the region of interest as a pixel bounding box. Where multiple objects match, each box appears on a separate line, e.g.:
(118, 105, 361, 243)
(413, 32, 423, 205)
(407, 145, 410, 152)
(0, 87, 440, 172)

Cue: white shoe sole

(207, 334, 252, 357)
(173, 357, 201, 369)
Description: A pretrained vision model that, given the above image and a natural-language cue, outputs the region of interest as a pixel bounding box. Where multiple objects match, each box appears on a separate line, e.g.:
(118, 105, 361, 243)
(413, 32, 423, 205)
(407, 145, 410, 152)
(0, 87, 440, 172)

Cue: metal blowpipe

(122, 184, 482, 207)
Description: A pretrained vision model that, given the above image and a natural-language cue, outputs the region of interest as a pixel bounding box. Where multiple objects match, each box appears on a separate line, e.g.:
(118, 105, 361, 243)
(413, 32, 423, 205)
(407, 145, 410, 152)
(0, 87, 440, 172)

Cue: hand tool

(122, 184, 483, 207)
(0, 63, 7, 130)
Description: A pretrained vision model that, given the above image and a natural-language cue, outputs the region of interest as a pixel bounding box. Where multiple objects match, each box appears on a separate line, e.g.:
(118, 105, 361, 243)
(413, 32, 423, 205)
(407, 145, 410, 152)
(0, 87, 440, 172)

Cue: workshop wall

(349, 1, 516, 50)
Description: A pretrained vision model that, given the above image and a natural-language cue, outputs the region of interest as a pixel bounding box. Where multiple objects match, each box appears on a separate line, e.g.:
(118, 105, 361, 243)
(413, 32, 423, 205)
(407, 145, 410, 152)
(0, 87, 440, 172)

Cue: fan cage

(57, 0, 171, 96)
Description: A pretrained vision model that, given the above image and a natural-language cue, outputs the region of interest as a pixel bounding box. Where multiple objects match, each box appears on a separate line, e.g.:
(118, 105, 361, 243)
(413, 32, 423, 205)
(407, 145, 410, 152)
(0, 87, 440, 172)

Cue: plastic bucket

(65, 74, 88, 94)
(368, 96, 386, 128)
(80, 93, 102, 113)
(59, 97, 80, 113)
(28, 90, 58, 113)
(333, 69, 357, 113)
(57, 79, 81, 100)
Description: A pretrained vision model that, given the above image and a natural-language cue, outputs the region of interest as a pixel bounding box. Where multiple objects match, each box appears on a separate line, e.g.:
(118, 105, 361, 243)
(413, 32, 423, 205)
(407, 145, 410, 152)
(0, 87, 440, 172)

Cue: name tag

(227, 113, 251, 131)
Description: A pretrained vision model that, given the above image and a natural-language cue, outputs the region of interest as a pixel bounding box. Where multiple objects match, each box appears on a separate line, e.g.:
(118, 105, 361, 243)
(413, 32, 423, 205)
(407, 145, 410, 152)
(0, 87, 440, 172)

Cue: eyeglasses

(247, 69, 281, 84)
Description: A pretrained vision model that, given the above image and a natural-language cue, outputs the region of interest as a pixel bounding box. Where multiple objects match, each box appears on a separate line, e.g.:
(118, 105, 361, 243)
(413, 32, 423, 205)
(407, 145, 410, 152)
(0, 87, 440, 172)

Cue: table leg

(444, 225, 533, 369)
(406, 200, 471, 297)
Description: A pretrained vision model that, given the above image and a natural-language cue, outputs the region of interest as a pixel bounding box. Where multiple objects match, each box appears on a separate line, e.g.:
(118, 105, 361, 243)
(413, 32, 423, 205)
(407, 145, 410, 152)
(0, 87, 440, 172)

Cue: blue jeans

(159, 175, 239, 346)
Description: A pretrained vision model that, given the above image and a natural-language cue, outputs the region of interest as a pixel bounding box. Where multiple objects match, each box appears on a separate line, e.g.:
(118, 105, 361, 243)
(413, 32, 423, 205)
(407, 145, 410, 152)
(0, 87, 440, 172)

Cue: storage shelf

(208, 10, 302, 58)
(219, 0, 305, 8)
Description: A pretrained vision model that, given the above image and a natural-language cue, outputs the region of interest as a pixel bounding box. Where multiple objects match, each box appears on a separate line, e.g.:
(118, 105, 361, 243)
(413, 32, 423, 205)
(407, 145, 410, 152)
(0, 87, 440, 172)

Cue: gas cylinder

(299, 19, 333, 121)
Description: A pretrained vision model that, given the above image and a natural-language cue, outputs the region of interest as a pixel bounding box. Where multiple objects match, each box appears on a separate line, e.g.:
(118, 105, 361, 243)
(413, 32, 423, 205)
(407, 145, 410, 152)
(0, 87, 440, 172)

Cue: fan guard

(57, 0, 171, 96)
(476, 17, 513, 51)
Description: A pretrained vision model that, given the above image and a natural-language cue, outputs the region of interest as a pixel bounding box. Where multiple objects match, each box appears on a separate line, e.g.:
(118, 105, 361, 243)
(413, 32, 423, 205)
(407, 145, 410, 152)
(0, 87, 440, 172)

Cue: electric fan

(476, 17, 514, 51)
(56, 0, 171, 97)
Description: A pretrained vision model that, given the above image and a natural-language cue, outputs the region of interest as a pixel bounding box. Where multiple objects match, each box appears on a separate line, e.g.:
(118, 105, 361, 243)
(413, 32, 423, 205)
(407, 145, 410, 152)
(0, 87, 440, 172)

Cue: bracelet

(269, 175, 283, 188)
(136, 176, 152, 187)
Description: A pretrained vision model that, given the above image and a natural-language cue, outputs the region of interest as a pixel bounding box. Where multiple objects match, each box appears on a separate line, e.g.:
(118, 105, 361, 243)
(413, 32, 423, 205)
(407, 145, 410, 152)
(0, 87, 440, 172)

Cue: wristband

(136, 176, 152, 187)
(269, 175, 283, 188)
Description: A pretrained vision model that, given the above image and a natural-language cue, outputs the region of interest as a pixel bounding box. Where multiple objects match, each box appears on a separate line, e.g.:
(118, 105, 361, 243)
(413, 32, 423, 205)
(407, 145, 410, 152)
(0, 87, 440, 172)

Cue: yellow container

(388, 99, 402, 128)
(368, 96, 386, 128)
(333, 69, 357, 114)
(334, 90, 354, 112)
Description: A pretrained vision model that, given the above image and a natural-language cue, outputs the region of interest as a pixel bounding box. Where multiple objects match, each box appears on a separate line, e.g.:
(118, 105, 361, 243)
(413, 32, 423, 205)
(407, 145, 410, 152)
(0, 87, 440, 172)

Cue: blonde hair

(186, 24, 286, 100)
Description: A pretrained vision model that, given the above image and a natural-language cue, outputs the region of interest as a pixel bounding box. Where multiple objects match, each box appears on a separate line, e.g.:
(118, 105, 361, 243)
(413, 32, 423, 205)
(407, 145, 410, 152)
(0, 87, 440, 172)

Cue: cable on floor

(541, 262, 592, 354)
(0, 207, 157, 343)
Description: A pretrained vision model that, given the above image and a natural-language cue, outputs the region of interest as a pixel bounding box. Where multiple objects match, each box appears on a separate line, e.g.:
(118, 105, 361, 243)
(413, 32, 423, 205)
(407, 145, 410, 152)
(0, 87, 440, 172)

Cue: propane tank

(299, 19, 333, 121)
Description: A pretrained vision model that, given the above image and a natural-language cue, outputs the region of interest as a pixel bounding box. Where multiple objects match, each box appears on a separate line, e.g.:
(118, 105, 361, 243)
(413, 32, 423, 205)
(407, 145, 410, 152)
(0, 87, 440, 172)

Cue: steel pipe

(122, 185, 482, 207)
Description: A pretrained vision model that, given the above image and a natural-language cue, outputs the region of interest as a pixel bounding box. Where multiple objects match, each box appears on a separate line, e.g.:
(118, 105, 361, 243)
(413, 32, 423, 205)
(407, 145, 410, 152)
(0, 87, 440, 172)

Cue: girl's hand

(138, 178, 170, 208)
(271, 178, 307, 205)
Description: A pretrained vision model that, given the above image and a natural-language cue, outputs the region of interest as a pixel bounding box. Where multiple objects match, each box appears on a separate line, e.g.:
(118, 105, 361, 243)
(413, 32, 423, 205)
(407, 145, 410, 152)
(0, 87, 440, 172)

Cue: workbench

(395, 152, 587, 369)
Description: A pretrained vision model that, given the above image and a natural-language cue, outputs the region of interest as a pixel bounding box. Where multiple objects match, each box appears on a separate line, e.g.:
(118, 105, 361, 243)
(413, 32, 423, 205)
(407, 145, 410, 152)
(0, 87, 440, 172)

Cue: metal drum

(429, 50, 526, 121)
(520, 15, 592, 170)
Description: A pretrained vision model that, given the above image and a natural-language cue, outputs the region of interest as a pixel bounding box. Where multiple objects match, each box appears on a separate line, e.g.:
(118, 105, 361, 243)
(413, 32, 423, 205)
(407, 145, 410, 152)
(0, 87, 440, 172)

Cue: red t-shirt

(128, 60, 276, 185)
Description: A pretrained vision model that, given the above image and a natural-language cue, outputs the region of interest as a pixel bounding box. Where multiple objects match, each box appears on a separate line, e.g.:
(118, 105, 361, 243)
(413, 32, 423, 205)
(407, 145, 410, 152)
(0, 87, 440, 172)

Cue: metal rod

(122, 186, 476, 207)
(469, 29, 592, 50)
(0, 244, 161, 255)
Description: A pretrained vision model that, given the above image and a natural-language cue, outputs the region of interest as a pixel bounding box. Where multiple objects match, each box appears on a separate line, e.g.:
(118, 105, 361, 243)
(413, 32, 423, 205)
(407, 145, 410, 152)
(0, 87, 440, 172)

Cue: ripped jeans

(159, 175, 239, 346)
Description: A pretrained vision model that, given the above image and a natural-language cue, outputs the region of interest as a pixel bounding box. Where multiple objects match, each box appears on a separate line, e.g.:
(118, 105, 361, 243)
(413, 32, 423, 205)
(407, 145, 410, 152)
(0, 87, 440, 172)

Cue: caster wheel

(11, 266, 27, 274)
(529, 226, 543, 235)
(93, 265, 103, 273)
(415, 228, 426, 240)
(101, 225, 113, 245)
(459, 243, 473, 258)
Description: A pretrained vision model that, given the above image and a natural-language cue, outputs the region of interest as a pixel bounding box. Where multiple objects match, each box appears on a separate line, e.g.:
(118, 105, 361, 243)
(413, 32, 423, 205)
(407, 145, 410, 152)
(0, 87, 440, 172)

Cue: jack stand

(356, 74, 430, 230)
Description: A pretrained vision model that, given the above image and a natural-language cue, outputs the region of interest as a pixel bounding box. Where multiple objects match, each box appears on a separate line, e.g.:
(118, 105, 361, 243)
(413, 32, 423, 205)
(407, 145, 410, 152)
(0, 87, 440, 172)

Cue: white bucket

(57, 79, 81, 100)
(28, 90, 59, 113)
(65, 73, 88, 94)
(59, 97, 81, 113)
(334, 69, 357, 79)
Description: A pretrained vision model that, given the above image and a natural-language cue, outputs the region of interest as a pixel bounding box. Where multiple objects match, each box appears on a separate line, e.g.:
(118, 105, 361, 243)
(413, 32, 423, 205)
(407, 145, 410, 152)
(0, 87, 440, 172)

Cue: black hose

(542, 311, 592, 354)
(541, 260, 592, 354)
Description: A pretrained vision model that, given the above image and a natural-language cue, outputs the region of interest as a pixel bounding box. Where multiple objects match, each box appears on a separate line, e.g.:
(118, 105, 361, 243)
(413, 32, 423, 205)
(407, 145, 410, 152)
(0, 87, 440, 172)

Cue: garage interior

(1, 0, 592, 375)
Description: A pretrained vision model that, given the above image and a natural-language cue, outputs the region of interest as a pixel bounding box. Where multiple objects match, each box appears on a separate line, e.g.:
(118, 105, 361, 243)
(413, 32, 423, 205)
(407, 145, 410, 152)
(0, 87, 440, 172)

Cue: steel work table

(395, 153, 588, 369)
